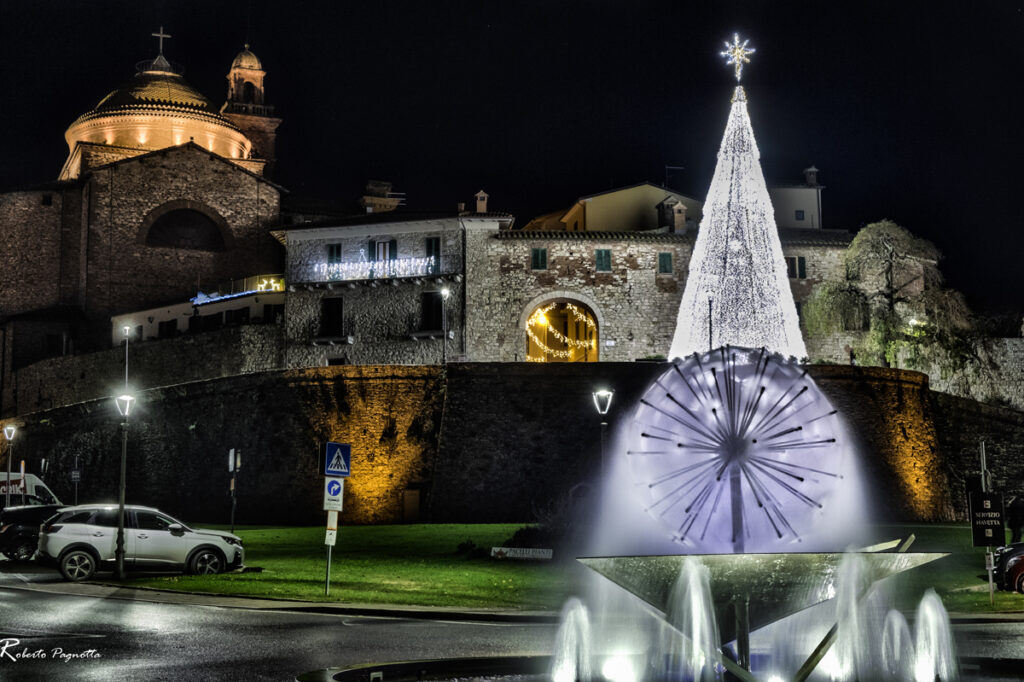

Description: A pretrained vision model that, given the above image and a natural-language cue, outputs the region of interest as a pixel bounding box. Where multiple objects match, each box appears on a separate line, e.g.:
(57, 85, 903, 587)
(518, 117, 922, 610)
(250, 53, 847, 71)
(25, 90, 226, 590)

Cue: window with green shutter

(531, 247, 547, 270)
(657, 252, 673, 274)
(327, 243, 343, 264)
(595, 249, 611, 272)
(785, 256, 807, 280)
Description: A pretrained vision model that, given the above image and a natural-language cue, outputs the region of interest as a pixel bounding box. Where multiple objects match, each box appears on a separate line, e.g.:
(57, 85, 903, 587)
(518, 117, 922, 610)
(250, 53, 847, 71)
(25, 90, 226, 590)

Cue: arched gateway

(521, 295, 601, 362)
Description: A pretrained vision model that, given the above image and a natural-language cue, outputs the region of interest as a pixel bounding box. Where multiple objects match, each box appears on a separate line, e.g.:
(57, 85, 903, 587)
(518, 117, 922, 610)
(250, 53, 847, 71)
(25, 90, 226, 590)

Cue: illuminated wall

(7, 361, 1013, 525)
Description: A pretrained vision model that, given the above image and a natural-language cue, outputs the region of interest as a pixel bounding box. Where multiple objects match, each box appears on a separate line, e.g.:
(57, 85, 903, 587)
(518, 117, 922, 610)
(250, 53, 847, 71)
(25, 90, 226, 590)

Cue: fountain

(302, 33, 963, 682)
(546, 35, 959, 682)
(557, 346, 956, 681)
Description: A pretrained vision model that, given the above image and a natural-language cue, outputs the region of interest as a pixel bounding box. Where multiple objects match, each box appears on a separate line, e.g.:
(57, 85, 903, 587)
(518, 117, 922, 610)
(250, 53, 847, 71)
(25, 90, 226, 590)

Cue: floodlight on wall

(592, 389, 614, 416)
(440, 287, 451, 300)
(115, 394, 136, 417)
(3, 425, 15, 441)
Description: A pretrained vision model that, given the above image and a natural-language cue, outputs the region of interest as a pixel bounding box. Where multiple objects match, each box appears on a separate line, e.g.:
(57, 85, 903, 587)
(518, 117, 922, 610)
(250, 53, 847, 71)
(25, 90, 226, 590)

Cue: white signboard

(324, 477, 344, 511)
(325, 529, 337, 546)
(490, 547, 554, 560)
(326, 510, 339, 531)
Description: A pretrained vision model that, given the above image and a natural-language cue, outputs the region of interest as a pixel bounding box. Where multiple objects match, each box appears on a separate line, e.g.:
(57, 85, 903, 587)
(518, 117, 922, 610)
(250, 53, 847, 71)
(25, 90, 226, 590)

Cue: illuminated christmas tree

(669, 36, 806, 360)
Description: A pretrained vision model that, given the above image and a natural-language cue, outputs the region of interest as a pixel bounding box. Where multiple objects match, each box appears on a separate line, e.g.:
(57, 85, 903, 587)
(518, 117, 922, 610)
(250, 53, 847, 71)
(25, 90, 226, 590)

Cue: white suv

(38, 504, 244, 581)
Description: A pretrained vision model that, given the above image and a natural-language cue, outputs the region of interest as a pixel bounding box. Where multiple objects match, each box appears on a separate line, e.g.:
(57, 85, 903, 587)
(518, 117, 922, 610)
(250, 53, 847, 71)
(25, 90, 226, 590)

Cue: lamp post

(114, 324, 134, 580)
(114, 393, 134, 580)
(440, 287, 451, 365)
(592, 389, 614, 482)
(3, 425, 15, 509)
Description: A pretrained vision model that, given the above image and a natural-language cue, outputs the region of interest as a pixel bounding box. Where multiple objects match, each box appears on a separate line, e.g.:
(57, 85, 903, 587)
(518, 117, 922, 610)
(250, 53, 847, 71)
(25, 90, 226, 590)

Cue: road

(0, 561, 555, 681)
(3, 559, 1024, 681)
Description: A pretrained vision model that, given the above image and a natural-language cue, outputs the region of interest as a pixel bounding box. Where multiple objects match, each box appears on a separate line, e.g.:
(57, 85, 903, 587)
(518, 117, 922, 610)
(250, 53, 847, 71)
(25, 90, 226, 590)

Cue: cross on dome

(721, 33, 755, 81)
(152, 25, 172, 55)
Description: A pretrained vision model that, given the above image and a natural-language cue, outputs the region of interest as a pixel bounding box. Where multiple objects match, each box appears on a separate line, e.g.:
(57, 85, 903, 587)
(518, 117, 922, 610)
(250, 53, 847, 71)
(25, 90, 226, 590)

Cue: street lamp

(114, 393, 135, 580)
(592, 389, 614, 481)
(114, 323, 133, 580)
(3, 425, 15, 509)
(440, 287, 451, 365)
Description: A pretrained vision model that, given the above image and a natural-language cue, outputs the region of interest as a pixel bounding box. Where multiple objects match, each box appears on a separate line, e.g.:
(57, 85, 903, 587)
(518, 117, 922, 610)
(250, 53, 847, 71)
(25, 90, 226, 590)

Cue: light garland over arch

(525, 300, 598, 362)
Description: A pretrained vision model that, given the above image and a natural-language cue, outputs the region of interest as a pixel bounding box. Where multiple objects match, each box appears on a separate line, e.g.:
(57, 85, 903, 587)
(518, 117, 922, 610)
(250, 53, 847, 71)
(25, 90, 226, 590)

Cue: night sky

(1, 1, 1021, 313)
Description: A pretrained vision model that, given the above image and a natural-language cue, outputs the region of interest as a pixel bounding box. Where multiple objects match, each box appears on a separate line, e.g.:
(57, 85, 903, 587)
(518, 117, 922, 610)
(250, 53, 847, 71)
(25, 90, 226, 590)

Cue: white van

(0, 474, 62, 506)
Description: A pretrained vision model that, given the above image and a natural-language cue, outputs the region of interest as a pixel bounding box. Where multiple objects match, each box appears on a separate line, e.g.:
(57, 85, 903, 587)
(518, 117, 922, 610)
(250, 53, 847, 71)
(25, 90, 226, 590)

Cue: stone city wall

(6, 325, 283, 416)
(930, 391, 1024, 518)
(3, 362, 1019, 526)
(4, 366, 442, 525)
(807, 365, 954, 522)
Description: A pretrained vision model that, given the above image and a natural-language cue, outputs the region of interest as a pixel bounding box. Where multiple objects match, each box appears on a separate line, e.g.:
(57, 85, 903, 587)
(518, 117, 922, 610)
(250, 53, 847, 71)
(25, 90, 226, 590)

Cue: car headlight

(223, 537, 242, 547)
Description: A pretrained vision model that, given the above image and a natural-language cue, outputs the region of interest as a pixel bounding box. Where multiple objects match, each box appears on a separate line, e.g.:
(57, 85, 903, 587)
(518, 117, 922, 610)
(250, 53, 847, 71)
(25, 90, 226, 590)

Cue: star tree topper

(721, 33, 755, 81)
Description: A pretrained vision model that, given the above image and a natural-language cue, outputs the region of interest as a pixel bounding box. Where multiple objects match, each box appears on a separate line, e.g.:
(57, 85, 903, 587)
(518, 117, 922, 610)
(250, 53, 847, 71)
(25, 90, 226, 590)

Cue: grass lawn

(118, 522, 1024, 613)
(869, 523, 1024, 614)
(123, 524, 572, 609)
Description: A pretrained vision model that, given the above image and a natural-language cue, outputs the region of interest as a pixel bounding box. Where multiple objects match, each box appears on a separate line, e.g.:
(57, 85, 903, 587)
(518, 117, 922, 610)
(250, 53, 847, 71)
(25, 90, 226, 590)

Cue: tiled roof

(274, 210, 513, 231)
(778, 228, 854, 246)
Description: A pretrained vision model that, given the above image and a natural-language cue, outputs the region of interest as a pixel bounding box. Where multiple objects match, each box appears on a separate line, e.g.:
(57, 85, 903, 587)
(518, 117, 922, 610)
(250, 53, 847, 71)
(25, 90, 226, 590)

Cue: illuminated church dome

(231, 45, 262, 71)
(59, 52, 253, 180)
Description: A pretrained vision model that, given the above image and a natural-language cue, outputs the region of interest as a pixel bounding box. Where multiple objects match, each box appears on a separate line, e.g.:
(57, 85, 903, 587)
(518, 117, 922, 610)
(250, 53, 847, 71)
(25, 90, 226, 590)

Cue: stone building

(0, 40, 285, 413)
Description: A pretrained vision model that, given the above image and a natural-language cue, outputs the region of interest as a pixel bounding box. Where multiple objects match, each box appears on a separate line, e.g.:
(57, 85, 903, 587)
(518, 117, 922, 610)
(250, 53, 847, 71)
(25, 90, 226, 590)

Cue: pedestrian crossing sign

(324, 442, 351, 477)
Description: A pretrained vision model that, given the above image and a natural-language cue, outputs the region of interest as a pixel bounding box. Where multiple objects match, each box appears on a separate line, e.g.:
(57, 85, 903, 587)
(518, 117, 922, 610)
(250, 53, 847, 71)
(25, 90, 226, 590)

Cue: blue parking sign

(325, 442, 351, 477)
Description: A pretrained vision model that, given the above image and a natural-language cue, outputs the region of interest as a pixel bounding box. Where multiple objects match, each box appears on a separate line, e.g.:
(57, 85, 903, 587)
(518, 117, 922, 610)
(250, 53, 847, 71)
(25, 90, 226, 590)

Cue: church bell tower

(221, 45, 283, 177)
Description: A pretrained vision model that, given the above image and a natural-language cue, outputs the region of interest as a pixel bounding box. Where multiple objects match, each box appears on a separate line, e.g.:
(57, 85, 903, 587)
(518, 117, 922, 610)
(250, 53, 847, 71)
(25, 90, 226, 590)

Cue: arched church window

(145, 209, 225, 251)
(242, 81, 256, 104)
(525, 300, 599, 362)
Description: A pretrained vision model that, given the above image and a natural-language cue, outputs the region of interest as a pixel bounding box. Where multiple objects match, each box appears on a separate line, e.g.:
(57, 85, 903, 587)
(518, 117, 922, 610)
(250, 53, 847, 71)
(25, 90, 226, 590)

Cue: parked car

(994, 542, 1024, 593)
(0, 502, 63, 561)
(37, 504, 244, 581)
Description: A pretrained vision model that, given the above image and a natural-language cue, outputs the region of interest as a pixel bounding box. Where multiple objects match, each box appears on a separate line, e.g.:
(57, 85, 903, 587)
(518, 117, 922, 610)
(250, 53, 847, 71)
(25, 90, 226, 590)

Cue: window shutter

(658, 252, 673, 274)
(389, 239, 398, 260)
(368, 240, 377, 260)
(798, 256, 806, 279)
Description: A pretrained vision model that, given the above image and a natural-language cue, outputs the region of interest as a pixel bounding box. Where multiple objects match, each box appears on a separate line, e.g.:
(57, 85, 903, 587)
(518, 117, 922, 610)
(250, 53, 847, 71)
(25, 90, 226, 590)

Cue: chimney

(672, 203, 687, 234)
(475, 190, 489, 213)
(803, 165, 819, 187)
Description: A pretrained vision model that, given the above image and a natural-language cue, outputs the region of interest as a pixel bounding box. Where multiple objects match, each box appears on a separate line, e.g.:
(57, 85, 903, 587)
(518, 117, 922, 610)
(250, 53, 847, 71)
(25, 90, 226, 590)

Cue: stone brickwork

(1, 362, 1014, 526)
(807, 365, 954, 521)
(8, 325, 283, 415)
(927, 337, 1024, 411)
(0, 191, 65, 316)
(465, 230, 692, 362)
(282, 218, 469, 367)
(83, 145, 281, 327)
(930, 392, 1024, 518)
(4, 366, 442, 525)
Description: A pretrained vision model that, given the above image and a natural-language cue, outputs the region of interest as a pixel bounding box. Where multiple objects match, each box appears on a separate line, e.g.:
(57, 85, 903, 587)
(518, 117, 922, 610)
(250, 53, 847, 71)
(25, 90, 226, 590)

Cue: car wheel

(9, 537, 36, 562)
(189, 549, 224, 575)
(1016, 572, 1024, 595)
(60, 549, 96, 582)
